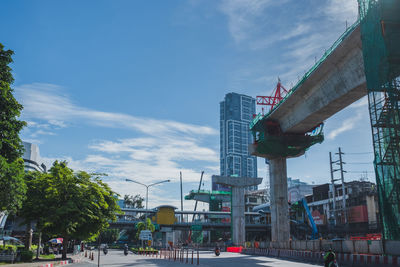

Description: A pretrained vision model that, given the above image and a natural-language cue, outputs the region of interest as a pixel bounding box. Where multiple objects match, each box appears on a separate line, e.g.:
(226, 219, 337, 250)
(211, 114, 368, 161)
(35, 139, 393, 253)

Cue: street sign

(160, 227, 172, 232)
(139, 230, 152, 241)
(190, 225, 202, 231)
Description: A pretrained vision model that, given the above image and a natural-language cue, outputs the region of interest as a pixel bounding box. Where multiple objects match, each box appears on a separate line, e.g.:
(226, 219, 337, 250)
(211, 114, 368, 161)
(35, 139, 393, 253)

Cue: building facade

(23, 141, 46, 172)
(303, 180, 380, 237)
(214, 93, 258, 191)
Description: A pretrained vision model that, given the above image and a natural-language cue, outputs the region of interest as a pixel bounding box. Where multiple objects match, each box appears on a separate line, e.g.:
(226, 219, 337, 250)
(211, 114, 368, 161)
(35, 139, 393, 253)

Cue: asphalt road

(74, 249, 323, 267)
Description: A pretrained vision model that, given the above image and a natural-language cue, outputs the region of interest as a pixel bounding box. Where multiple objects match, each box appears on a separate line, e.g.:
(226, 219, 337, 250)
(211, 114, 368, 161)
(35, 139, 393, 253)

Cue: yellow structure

(155, 205, 177, 225)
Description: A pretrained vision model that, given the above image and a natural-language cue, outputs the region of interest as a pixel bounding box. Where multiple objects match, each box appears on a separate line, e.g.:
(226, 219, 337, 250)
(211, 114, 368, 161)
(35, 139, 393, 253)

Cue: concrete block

(306, 241, 313, 251)
(369, 240, 383, 255)
(384, 240, 400, 256)
(354, 240, 369, 254)
(342, 240, 354, 253)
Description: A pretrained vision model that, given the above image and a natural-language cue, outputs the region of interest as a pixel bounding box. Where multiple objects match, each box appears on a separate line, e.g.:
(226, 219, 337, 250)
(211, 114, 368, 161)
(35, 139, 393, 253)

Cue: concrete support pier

(269, 158, 290, 242)
(212, 175, 262, 246)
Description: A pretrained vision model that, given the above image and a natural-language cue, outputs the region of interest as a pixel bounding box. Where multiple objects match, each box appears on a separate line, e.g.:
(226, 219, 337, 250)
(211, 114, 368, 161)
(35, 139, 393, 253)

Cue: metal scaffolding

(359, 0, 400, 240)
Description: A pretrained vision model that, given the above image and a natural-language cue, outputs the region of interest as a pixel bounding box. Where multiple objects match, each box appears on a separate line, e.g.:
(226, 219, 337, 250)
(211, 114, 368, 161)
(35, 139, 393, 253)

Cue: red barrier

(227, 246, 243, 253)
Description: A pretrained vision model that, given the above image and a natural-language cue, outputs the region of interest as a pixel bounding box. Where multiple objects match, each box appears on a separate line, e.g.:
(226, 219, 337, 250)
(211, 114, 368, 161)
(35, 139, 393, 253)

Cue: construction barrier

(242, 247, 400, 267)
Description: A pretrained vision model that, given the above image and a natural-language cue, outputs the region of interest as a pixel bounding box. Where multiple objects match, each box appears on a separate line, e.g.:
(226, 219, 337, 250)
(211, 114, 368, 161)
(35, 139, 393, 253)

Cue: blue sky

(1, 0, 374, 209)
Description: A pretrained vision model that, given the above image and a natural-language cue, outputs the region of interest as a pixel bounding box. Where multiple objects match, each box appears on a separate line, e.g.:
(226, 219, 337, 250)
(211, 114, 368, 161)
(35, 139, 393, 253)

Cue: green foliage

(19, 249, 33, 262)
(125, 228, 138, 242)
(0, 44, 26, 163)
(123, 194, 144, 209)
(40, 254, 55, 260)
(0, 43, 26, 213)
(135, 218, 155, 239)
(98, 228, 120, 244)
(0, 245, 17, 252)
(19, 161, 122, 259)
(132, 247, 158, 254)
(0, 157, 26, 213)
(19, 171, 46, 228)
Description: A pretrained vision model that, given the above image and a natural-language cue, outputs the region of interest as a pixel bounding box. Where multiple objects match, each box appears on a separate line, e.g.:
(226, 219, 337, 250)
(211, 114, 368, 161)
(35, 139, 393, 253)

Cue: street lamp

(125, 178, 171, 229)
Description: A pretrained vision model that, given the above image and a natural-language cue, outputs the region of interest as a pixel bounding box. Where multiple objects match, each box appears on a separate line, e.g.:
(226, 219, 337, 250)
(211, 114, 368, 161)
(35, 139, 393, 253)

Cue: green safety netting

(251, 121, 324, 159)
(184, 190, 231, 200)
(359, 0, 400, 240)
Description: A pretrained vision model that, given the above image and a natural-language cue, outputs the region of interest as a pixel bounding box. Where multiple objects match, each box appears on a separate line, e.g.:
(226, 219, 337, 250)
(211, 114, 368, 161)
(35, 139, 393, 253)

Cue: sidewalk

(0, 252, 85, 267)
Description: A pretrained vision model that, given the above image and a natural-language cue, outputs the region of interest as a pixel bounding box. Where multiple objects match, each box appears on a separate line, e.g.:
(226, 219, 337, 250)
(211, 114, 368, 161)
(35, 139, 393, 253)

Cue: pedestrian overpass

(110, 207, 269, 233)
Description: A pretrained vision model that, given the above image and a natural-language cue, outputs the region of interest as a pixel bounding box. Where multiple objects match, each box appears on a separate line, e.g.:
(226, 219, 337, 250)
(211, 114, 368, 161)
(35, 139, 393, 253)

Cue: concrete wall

(255, 240, 400, 256)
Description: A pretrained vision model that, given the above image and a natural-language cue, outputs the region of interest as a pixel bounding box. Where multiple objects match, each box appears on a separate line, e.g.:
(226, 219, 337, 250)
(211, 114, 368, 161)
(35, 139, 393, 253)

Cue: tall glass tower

(214, 93, 258, 191)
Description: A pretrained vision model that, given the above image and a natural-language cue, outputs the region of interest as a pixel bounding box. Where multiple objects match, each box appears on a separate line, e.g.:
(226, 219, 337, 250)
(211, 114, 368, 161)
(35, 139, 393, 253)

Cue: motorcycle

(214, 246, 220, 256)
(328, 260, 338, 267)
(124, 247, 128, 256)
(103, 248, 108, 255)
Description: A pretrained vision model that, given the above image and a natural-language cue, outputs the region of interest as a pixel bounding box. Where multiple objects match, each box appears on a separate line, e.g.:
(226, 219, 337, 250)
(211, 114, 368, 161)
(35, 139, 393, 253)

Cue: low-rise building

(305, 180, 379, 237)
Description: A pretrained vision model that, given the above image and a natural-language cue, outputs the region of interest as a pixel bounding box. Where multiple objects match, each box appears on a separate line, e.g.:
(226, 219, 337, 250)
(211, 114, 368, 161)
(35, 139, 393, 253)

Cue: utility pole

(180, 172, 184, 222)
(330, 148, 347, 226)
(336, 147, 347, 224)
(329, 152, 337, 226)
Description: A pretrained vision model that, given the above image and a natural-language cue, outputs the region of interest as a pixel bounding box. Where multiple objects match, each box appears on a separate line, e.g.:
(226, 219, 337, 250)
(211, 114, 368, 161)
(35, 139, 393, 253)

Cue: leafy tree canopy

(0, 157, 26, 213)
(0, 43, 25, 162)
(0, 43, 26, 213)
(97, 228, 120, 244)
(135, 218, 155, 239)
(123, 194, 144, 209)
(20, 161, 122, 259)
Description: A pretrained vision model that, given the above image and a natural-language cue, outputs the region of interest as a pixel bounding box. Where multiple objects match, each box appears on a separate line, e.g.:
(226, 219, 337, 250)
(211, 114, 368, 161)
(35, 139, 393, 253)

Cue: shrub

(19, 249, 34, 262)
(0, 245, 17, 252)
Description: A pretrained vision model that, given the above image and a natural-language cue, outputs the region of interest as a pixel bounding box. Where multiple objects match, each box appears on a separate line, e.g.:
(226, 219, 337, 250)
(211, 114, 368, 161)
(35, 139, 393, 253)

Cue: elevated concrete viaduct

(250, 24, 369, 243)
(267, 25, 366, 134)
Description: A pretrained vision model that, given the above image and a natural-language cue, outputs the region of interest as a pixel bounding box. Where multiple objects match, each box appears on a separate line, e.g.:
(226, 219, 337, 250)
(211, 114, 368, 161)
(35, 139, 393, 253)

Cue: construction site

(180, 0, 400, 265)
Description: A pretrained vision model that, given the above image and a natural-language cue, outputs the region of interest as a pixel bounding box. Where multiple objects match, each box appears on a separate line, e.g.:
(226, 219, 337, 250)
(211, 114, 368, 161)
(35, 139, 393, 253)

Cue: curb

(40, 258, 82, 267)
(243, 248, 400, 266)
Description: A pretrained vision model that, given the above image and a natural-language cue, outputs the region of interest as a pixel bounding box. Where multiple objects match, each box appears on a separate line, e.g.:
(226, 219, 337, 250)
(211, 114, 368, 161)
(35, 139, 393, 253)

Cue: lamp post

(125, 178, 171, 229)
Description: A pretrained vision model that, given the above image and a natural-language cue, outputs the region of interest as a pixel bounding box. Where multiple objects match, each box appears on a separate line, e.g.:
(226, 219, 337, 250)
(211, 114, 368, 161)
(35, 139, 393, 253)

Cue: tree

(98, 228, 120, 244)
(123, 194, 144, 209)
(0, 43, 27, 213)
(0, 157, 26, 212)
(22, 161, 122, 259)
(19, 171, 49, 250)
(135, 218, 155, 239)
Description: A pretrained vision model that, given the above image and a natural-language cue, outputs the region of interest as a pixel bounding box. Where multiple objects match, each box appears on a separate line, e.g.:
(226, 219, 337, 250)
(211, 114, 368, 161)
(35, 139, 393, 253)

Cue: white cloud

(325, 0, 359, 24)
(85, 137, 218, 184)
(16, 83, 220, 203)
(15, 83, 218, 138)
(219, 0, 273, 43)
(219, 0, 291, 49)
(327, 110, 363, 140)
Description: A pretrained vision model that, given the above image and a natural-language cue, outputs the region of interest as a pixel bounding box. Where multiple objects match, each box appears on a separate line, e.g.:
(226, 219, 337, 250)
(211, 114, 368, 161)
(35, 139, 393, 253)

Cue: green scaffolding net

(358, 0, 400, 240)
(251, 121, 324, 159)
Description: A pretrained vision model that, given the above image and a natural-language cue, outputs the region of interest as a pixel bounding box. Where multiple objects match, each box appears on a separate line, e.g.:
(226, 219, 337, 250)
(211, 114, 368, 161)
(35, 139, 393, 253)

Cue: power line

(347, 171, 375, 173)
(346, 162, 373, 165)
(345, 152, 374, 155)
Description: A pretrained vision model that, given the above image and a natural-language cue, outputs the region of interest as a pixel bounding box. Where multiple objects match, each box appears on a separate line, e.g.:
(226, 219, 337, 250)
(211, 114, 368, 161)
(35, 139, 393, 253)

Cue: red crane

(256, 79, 289, 113)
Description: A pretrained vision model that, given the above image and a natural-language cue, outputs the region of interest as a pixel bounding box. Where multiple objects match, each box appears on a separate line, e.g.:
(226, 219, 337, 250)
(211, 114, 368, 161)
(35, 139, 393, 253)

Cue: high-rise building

(214, 93, 258, 191)
(23, 141, 46, 172)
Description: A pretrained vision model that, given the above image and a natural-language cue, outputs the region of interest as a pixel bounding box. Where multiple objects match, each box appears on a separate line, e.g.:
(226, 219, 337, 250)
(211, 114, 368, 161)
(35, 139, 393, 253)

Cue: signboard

(139, 230, 152, 241)
(160, 227, 172, 232)
(191, 225, 202, 231)
(311, 210, 325, 225)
